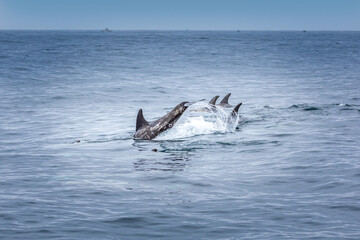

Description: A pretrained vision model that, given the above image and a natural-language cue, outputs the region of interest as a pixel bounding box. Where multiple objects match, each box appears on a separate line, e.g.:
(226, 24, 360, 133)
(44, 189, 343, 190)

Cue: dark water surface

(0, 31, 360, 239)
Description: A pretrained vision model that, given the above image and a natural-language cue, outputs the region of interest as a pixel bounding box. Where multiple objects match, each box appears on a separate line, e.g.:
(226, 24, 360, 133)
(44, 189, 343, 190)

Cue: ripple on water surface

(1, 30, 360, 240)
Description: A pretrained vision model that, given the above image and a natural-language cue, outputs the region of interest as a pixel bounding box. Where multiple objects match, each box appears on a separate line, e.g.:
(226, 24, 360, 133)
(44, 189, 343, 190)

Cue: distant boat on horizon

(101, 28, 112, 32)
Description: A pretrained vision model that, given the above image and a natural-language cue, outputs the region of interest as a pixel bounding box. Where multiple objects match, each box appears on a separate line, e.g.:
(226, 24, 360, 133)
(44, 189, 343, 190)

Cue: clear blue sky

(1, 0, 359, 30)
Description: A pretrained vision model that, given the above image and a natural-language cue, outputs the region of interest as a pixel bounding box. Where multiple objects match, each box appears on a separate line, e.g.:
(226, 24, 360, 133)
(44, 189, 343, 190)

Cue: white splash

(156, 102, 239, 140)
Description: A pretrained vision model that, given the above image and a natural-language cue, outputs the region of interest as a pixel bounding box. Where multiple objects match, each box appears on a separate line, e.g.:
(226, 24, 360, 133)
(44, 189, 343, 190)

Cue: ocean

(0, 30, 359, 239)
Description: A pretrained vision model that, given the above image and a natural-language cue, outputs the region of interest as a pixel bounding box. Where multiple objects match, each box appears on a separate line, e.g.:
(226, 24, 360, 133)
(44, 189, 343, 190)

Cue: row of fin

(209, 93, 232, 107)
(136, 93, 242, 131)
(208, 93, 242, 114)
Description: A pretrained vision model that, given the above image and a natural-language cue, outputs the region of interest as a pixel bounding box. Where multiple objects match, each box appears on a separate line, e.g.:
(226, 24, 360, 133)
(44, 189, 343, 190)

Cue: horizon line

(1, 29, 360, 32)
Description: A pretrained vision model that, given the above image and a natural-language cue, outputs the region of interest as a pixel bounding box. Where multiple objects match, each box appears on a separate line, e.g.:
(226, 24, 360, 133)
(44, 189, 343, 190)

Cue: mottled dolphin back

(134, 101, 190, 140)
(173, 101, 189, 112)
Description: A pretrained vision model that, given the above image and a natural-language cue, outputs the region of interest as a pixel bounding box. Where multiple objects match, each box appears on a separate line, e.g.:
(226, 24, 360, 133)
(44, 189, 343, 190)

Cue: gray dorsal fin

(209, 95, 219, 105)
(136, 109, 148, 131)
(220, 93, 231, 105)
(232, 103, 242, 114)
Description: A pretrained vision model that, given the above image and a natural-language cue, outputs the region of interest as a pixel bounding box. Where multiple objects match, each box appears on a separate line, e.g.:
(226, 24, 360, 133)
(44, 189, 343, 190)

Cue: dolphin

(134, 102, 190, 140)
(227, 103, 243, 124)
(231, 103, 242, 116)
(209, 95, 219, 105)
(191, 93, 234, 112)
(217, 93, 232, 108)
(190, 96, 218, 113)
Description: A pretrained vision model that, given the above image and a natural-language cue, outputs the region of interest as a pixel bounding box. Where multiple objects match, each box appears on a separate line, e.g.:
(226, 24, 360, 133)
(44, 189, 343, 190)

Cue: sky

(0, 0, 359, 30)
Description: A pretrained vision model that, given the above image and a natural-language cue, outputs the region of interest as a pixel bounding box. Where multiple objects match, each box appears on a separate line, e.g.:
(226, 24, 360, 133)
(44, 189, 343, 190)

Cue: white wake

(156, 101, 239, 140)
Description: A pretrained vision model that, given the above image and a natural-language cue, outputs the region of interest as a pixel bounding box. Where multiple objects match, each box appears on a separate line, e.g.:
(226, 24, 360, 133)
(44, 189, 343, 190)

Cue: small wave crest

(156, 102, 239, 140)
(289, 104, 321, 111)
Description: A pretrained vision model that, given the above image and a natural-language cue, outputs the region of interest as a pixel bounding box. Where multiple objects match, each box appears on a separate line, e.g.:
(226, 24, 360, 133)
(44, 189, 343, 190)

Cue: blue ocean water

(0, 30, 360, 239)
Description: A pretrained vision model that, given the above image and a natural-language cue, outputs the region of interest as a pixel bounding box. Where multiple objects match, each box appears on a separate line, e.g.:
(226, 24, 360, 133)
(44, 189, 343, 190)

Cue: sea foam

(156, 102, 239, 140)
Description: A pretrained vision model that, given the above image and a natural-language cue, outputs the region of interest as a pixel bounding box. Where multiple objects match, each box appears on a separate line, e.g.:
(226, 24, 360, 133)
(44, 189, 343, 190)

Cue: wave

(71, 101, 358, 146)
(289, 104, 321, 111)
(289, 103, 360, 112)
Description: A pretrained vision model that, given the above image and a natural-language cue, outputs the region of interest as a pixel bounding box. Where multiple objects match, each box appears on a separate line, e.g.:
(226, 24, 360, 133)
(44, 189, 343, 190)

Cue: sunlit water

(0, 31, 360, 239)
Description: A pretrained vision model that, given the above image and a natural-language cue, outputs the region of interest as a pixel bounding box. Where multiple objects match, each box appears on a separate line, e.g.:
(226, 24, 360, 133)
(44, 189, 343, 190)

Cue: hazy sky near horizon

(0, 0, 359, 30)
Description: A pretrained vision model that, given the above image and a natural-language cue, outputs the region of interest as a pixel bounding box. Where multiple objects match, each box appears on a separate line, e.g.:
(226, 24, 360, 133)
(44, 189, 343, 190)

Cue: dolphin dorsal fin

(232, 103, 242, 114)
(220, 93, 231, 105)
(209, 95, 219, 105)
(136, 109, 149, 131)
